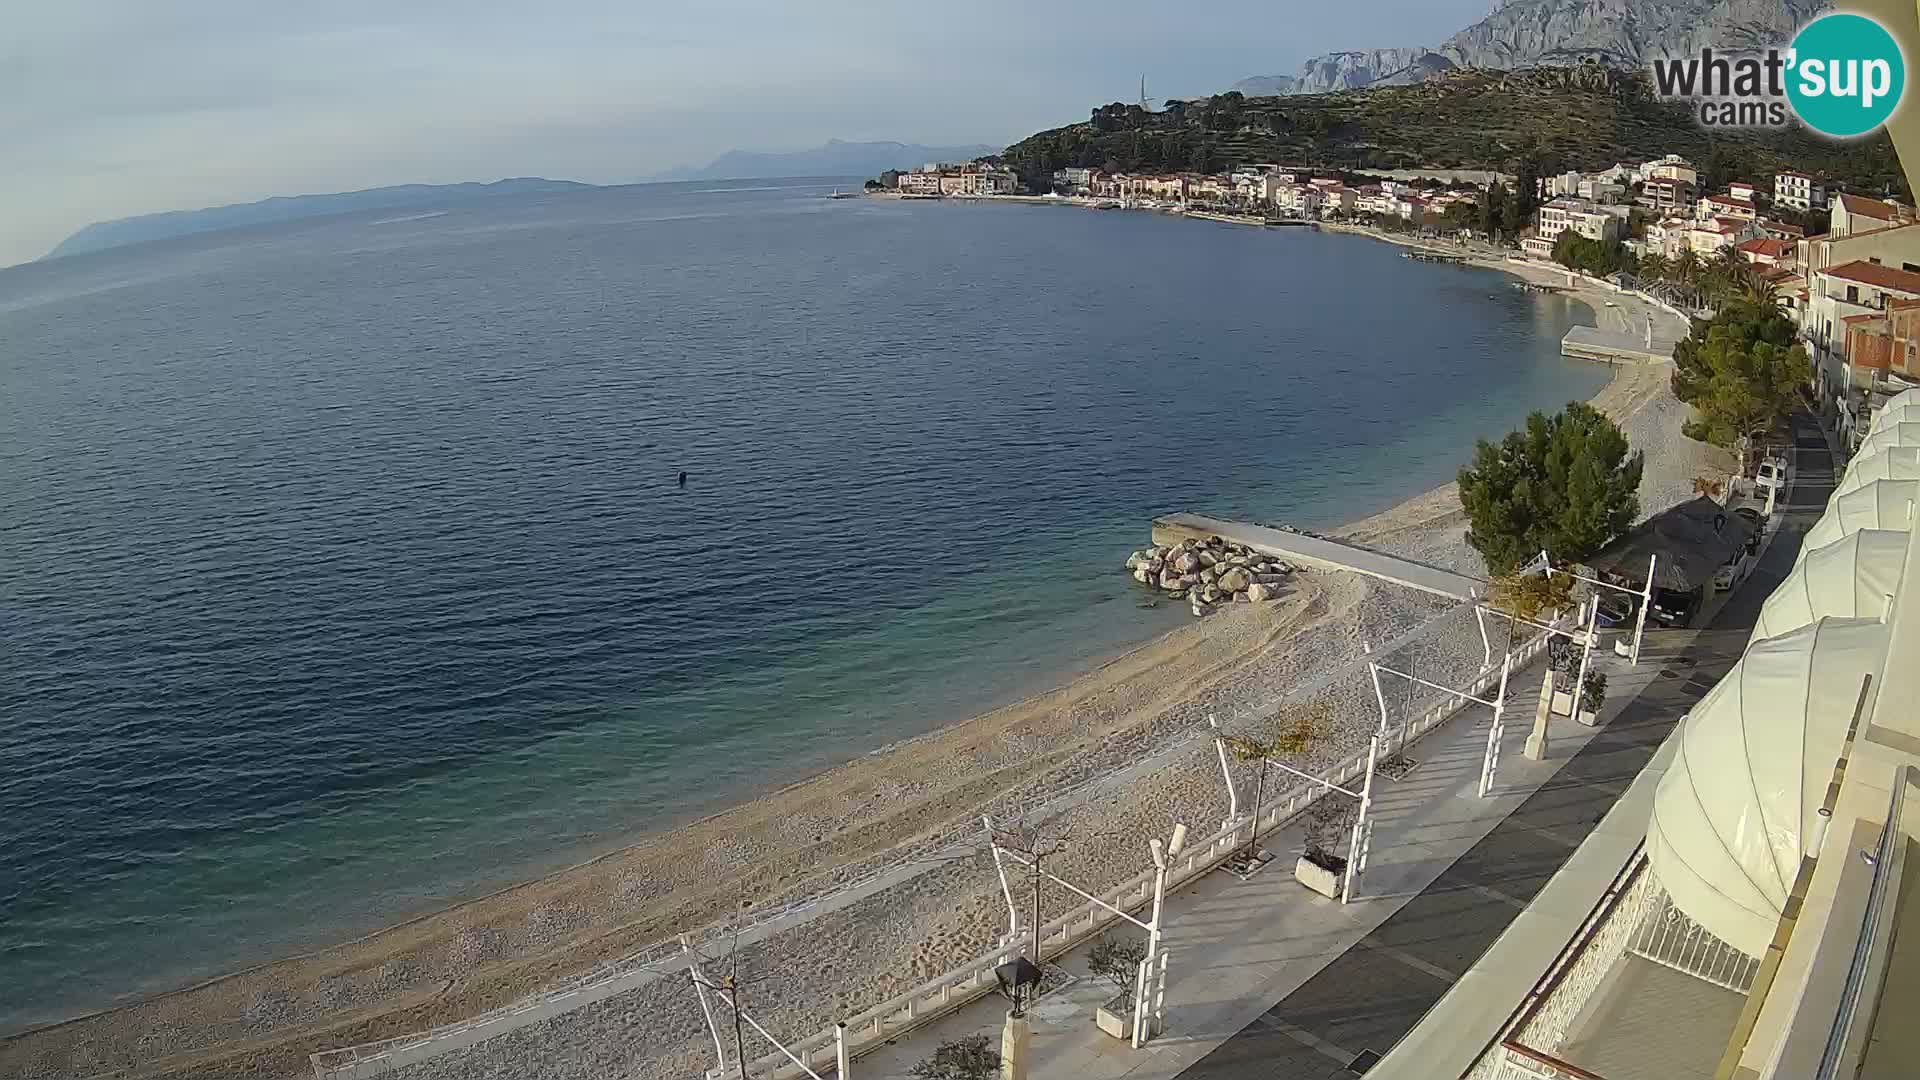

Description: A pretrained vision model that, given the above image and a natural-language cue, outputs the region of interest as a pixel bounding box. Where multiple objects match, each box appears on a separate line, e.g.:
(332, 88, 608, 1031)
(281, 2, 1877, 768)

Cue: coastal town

(872, 154, 1920, 450)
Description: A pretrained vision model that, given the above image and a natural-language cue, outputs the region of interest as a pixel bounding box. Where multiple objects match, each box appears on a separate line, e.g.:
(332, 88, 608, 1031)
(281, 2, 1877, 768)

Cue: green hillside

(1000, 67, 1904, 196)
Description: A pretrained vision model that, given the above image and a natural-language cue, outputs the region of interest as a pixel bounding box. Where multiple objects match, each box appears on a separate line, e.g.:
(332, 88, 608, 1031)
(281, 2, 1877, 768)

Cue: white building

(1775, 170, 1828, 211)
(1537, 197, 1623, 244)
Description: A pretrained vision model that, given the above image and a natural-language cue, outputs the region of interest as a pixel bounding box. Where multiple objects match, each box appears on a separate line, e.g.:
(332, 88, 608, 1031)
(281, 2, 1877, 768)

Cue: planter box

(1551, 689, 1575, 717)
(1095, 993, 1160, 1040)
(1295, 855, 1346, 899)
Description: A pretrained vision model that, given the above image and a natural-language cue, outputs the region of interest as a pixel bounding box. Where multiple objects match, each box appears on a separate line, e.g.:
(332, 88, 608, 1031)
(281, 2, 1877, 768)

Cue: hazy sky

(4, 1, 1490, 267)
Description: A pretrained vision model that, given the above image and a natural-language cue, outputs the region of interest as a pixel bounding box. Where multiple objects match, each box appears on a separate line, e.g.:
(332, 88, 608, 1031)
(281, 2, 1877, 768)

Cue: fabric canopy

(1586, 495, 1753, 590)
(1853, 421, 1920, 461)
(1871, 400, 1920, 433)
(1799, 479, 1919, 557)
(1648, 617, 1889, 957)
(1749, 529, 1906, 644)
(1837, 445, 1920, 496)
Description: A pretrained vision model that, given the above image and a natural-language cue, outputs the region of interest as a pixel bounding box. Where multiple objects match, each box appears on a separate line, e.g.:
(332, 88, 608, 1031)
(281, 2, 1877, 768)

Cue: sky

(3, 0, 1492, 268)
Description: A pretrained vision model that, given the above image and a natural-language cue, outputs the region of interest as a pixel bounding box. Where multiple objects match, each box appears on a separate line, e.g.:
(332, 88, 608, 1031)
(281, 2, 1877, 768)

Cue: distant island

(44, 177, 595, 261)
(651, 139, 999, 183)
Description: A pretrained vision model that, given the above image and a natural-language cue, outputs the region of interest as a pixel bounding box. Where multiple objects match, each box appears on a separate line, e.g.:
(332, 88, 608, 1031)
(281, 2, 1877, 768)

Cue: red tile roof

(1824, 260, 1920, 293)
(1738, 237, 1795, 257)
(1839, 193, 1903, 221)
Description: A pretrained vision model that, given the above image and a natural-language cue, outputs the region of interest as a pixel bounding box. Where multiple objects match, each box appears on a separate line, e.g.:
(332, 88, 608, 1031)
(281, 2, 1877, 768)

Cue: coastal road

(1170, 408, 1834, 1079)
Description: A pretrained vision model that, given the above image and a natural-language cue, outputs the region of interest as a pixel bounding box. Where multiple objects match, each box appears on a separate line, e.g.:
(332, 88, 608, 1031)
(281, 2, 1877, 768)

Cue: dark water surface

(0, 180, 1604, 1028)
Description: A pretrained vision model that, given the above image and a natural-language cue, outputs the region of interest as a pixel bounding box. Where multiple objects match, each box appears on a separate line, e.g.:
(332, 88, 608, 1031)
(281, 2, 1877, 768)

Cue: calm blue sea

(0, 179, 1605, 1030)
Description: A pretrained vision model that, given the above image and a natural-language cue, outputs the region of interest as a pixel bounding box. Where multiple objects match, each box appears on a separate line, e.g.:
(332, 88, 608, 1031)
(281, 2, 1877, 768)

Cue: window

(1848, 285, 1860, 303)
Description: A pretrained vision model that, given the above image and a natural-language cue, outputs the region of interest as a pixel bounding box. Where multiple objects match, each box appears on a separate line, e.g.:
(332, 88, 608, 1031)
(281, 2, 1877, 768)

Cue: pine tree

(1458, 403, 1644, 574)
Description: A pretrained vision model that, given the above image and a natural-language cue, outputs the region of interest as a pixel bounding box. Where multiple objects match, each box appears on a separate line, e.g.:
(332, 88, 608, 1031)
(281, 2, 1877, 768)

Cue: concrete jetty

(1151, 512, 1485, 601)
(1561, 325, 1667, 364)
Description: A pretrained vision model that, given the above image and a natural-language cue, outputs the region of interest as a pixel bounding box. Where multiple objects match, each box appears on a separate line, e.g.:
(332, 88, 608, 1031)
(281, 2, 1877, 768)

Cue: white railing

(1627, 887, 1760, 992)
(715, 628, 1557, 1080)
(309, 604, 1551, 1080)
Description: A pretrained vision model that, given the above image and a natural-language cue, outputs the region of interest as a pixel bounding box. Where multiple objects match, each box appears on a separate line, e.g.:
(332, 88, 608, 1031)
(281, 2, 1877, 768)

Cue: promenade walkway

(1152, 512, 1484, 601)
(857, 412, 1831, 1080)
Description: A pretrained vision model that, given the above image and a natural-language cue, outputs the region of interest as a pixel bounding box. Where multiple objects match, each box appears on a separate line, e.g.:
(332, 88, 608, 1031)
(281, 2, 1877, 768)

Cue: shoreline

(0, 218, 1703, 1080)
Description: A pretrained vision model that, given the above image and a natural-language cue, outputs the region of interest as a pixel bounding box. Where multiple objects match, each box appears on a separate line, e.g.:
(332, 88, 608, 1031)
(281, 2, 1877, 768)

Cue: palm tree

(1674, 249, 1701, 287)
(1738, 268, 1781, 312)
(1638, 252, 1671, 283)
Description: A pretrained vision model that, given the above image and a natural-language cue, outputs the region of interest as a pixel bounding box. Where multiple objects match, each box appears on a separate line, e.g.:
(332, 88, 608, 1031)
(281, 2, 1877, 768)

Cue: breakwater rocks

(1124, 535, 1295, 617)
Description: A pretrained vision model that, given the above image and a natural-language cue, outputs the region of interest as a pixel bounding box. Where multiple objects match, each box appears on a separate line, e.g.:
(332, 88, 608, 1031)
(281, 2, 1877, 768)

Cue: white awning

(1750, 529, 1906, 644)
(1837, 445, 1920, 496)
(1853, 421, 1920, 461)
(1870, 400, 1920, 432)
(1799, 479, 1919, 557)
(1647, 617, 1889, 957)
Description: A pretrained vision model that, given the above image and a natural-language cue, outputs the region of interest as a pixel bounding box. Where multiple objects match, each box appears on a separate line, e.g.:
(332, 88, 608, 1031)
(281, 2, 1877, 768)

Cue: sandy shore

(0, 236, 1728, 1080)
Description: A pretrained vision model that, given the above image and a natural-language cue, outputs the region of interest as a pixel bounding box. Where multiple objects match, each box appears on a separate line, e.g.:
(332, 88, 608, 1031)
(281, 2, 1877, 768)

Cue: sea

(0, 178, 1607, 1031)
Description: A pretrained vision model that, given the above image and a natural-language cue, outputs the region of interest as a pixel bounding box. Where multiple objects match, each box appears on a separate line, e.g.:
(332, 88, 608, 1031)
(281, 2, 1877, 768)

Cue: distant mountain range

(44, 177, 594, 261)
(651, 139, 999, 182)
(1230, 0, 1829, 96)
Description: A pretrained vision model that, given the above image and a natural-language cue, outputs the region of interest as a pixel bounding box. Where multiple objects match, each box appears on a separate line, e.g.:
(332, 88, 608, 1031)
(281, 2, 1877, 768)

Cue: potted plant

(1295, 794, 1358, 899)
(912, 1035, 1000, 1080)
(1219, 705, 1327, 876)
(1547, 634, 1580, 716)
(1088, 933, 1153, 1039)
(1577, 670, 1607, 726)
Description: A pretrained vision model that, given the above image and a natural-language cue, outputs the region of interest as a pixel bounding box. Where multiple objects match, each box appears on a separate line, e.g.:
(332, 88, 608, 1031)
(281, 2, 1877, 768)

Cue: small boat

(828, 187, 859, 200)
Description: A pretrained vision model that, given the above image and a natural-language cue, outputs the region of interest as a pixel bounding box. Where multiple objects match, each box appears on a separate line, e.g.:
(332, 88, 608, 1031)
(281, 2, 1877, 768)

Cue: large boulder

(1199, 567, 1220, 584)
(1134, 568, 1151, 584)
(1159, 569, 1183, 589)
(1172, 552, 1202, 573)
(1248, 581, 1276, 602)
(1197, 549, 1219, 567)
(1201, 586, 1222, 604)
(1217, 568, 1251, 592)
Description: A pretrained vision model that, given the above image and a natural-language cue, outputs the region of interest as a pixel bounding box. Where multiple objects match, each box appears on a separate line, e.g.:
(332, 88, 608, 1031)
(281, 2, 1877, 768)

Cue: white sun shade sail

(1852, 422, 1920, 461)
(1798, 479, 1919, 557)
(1837, 445, 1920, 496)
(1648, 617, 1889, 957)
(1749, 530, 1907, 644)
(1870, 400, 1920, 433)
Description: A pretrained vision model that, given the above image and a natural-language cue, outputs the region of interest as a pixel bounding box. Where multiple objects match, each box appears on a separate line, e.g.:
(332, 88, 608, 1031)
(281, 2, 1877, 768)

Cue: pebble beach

(0, 247, 1731, 1080)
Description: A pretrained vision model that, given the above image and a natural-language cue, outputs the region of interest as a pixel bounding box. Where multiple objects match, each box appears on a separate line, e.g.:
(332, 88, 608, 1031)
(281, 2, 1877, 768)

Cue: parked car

(1733, 506, 1764, 554)
(1754, 457, 1786, 492)
(1649, 586, 1701, 628)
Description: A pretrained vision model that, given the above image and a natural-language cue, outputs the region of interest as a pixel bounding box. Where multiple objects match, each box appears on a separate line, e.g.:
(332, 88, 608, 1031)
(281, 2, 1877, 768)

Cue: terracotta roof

(1839, 193, 1903, 221)
(1738, 237, 1795, 257)
(1844, 312, 1885, 325)
(1762, 220, 1807, 238)
(1824, 260, 1920, 293)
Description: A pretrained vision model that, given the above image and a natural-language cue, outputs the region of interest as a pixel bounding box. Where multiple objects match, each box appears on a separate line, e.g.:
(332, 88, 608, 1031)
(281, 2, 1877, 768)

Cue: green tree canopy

(1551, 231, 1636, 276)
(1458, 401, 1645, 574)
(1670, 298, 1805, 464)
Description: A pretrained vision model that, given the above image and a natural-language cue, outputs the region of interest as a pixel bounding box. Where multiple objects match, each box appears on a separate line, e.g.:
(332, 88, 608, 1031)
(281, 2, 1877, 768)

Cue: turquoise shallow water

(0, 180, 1604, 1029)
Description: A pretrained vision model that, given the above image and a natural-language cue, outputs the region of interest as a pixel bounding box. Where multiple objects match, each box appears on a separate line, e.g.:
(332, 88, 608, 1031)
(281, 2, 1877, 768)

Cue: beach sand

(0, 251, 1729, 1080)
